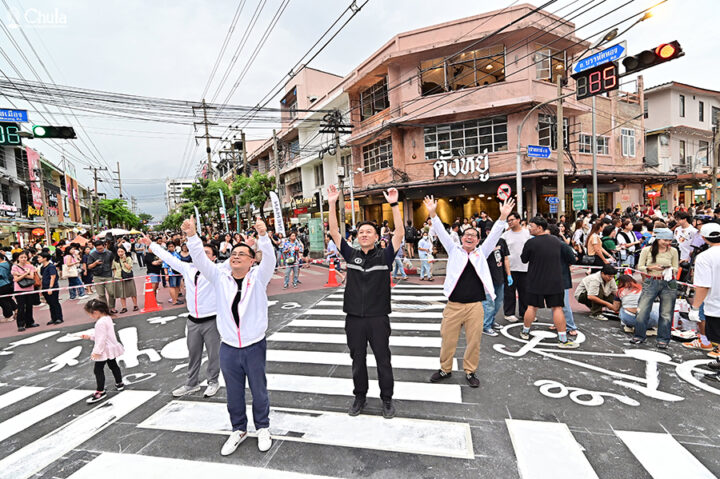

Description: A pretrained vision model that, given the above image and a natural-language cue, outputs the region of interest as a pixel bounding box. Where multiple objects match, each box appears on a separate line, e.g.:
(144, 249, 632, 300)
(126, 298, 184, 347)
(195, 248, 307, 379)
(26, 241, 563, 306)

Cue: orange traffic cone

(141, 275, 162, 313)
(324, 262, 340, 288)
(390, 272, 396, 287)
(625, 268, 632, 275)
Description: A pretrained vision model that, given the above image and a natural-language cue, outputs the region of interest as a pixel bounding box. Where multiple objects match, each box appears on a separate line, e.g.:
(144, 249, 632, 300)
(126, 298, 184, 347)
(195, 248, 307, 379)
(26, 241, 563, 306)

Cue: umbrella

(96, 228, 130, 238)
(69, 235, 89, 247)
(128, 229, 143, 235)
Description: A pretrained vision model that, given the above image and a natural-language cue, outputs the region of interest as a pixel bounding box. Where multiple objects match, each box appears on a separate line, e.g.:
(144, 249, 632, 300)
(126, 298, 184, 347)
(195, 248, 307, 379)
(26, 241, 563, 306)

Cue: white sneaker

(505, 315, 519, 323)
(221, 430, 247, 456)
(172, 384, 201, 397)
(204, 382, 220, 397)
(257, 427, 272, 452)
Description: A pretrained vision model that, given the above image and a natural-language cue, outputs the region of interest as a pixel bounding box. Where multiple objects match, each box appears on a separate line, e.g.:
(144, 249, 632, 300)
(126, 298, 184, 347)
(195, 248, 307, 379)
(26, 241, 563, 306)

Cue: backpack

(405, 226, 416, 240)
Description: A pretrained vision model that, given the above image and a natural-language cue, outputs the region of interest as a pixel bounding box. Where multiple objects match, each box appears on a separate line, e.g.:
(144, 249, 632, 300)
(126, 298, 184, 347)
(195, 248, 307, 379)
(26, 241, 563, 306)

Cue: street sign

(497, 183, 512, 201)
(572, 41, 627, 74)
(0, 108, 28, 122)
(659, 199, 669, 214)
(572, 188, 588, 211)
(527, 145, 551, 158)
(549, 204, 558, 214)
(547, 196, 560, 205)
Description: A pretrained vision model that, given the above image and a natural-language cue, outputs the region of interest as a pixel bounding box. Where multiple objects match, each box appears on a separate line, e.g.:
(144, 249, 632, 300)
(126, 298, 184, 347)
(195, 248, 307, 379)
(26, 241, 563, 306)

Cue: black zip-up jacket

(339, 238, 395, 317)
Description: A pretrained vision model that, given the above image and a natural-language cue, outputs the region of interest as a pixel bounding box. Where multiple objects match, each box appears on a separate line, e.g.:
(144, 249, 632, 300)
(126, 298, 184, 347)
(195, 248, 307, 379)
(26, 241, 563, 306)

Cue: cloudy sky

(0, 0, 712, 219)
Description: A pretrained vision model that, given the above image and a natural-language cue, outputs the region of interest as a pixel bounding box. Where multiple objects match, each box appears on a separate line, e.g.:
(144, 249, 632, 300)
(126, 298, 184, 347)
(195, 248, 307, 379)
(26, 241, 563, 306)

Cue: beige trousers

(439, 300, 484, 374)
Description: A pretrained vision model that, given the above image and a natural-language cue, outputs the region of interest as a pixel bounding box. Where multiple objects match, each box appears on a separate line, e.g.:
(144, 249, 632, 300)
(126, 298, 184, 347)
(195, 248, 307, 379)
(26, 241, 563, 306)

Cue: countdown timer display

(573, 61, 619, 100)
(0, 122, 22, 146)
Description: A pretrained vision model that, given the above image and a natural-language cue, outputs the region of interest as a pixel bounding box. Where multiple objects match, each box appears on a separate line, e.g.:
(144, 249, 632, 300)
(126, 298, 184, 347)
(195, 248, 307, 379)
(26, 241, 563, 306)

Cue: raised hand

(327, 184, 340, 204)
(181, 215, 197, 237)
(383, 188, 399, 204)
(499, 198, 516, 221)
(423, 195, 437, 217)
(254, 217, 267, 236)
(140, 234, 152, 247)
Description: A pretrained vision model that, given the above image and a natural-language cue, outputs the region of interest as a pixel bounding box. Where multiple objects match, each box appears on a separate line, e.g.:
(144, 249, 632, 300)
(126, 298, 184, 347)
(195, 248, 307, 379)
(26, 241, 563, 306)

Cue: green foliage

(97, 198, 140, 228)
(137, 213, 153, 232)
(231, 171, 275, 220)
(158, 212, 184, 231)
(180, 179, 233, 224)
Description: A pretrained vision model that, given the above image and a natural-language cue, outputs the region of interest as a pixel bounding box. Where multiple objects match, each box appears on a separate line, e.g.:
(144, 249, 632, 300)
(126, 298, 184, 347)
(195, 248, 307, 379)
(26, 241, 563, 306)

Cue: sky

(0, 0, 713, 219)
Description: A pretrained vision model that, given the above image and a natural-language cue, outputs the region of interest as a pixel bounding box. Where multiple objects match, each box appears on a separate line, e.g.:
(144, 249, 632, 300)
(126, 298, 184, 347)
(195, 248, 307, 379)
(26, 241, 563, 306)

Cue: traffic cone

(324, 262, 340, 288)
(624, 268, 632, 275)
(390, 272, 396, 287)
(141, 275, 162, 313)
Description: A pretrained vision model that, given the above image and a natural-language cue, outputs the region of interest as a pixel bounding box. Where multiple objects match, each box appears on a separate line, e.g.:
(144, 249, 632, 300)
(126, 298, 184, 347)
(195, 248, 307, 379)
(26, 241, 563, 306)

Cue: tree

(180, 179, 233, 226)
(138, 213, 153, 232)
(158, 212, 183, 231)
(97, 198, 140, 228)
(231, 171, 275, 222)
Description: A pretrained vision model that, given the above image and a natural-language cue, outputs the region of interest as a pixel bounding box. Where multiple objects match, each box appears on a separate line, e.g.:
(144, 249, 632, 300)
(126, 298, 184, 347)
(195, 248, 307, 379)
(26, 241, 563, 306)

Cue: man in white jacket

(424, 195, 514, 388)
(141, 234, 226, 398)
(182, 216, 276, 456)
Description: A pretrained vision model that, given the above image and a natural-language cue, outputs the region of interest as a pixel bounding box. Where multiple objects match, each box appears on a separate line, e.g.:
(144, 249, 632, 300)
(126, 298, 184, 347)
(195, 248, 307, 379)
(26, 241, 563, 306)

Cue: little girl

(81, 299, 126, 403)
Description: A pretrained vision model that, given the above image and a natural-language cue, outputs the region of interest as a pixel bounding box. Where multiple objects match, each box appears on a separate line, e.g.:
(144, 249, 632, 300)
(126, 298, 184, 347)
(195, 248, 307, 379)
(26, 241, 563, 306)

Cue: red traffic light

(655, 43, 677, 59)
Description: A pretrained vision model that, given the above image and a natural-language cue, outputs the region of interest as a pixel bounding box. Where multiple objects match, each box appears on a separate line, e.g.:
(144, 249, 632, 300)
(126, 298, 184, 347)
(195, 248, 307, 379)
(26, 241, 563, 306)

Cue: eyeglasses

(231, 252, 253, 258)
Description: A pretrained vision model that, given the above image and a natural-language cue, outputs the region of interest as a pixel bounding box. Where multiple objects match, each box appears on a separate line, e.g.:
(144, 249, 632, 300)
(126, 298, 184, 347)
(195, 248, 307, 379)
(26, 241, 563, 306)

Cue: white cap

(700, 222, 720, 240)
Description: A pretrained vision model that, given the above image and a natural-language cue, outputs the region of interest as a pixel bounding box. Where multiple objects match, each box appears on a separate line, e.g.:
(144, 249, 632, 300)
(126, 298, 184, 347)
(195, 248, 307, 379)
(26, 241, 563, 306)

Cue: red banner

(26, 147, 43, 208)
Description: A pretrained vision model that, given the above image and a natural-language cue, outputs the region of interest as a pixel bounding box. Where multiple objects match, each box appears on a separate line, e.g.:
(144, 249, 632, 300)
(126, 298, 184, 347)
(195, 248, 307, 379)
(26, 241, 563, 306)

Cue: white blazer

(187, 234, 276, 348)
(432, 217, 507, 301)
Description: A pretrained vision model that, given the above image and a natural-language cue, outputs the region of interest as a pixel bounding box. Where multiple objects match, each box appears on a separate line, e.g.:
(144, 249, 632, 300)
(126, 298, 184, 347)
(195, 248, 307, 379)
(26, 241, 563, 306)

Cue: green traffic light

(33, 125, 47, 137)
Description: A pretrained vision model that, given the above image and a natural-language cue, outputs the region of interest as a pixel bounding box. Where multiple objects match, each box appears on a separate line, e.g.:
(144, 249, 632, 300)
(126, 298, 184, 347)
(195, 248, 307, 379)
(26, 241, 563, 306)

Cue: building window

(1, 184, 9, 203)
(535, 46, 566, 83)
(643, 100, 648, 119)
(0, 148, 6, 169)
(362, 138, 393, 173)
(424, 116, 508, 160)
(713, 107, 720, 127)
(679, 94, 685, 117)
(579, 134, 592, 153)
(538, 114, 568, 150)
(288, 139, 300, 160)
(420, 45, 505, 96)
(360, 77, 389, 120)
(621, 128, 635, 157)
(699, 140, 709, 166)
(579, 134, 608, 154)
(596, 136, 609, 155)
(699, 101, 704, 122)
(679, 139, 686, 165)
(313, 163, 324, 187)
(288, 101, 298, 120)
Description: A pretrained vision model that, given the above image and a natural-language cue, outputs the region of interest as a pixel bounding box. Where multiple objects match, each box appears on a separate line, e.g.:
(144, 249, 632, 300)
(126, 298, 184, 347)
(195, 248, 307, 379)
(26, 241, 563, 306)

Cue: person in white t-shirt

(501, 211, 531, 322)
(674, 211, 697, 263)
(690, 223, 720, 371)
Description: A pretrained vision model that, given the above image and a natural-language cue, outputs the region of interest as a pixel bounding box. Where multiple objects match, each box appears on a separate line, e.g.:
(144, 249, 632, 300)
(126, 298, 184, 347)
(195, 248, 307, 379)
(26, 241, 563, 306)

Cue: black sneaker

(708, 360, 720, 372)
(382, 399, 395, 419)
(465, 373, 480, 388)
(17, 327, 25, 332)
(115, 383, 125, 391)
(27, 323, 40, 328)
(429, 370, 452, 383)
(86, 391, 107, 404)
(348, 396, 366, 416)
(629, 337, 645, 345)
(656, 342, 669, 350)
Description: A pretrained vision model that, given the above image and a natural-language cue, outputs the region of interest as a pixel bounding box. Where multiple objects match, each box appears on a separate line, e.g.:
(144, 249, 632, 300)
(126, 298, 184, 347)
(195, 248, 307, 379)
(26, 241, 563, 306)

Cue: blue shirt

(0, 261, 12, 288)
(41, 262, 58, 289)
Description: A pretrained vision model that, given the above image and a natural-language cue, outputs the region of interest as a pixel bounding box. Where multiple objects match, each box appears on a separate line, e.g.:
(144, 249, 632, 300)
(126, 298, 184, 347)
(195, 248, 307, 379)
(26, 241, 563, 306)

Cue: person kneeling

(575, 264, 619, 321)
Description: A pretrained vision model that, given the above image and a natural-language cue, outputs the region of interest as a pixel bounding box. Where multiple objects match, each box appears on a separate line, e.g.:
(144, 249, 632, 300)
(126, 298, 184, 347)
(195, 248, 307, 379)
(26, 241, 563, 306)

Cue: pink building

(343, 3, 663, 226)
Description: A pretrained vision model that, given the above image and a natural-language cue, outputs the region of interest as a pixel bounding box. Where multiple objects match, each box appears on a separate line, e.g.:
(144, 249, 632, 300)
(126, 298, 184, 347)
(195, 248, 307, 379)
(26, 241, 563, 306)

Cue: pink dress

(90, 316, 125, 361)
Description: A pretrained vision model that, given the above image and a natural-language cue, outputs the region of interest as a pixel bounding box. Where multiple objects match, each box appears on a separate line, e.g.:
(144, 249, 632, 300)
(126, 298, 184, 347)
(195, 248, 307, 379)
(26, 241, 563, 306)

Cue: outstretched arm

(254, 217, 276, 286)
(479, 198, 514, 258)
(423, 195, 454, 253)
(143, 234, 190, 278)
(182, 216, 221, 284)
(385, 188, 404, 253)
(326, 185, 343, 254)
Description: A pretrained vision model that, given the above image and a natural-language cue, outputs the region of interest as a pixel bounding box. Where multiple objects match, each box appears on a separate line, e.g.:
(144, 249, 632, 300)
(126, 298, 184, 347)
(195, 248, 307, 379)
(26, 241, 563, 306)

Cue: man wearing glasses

(182, 216, 276, 456)
(424, 195, 515, 388)
(502, 212, 531, 323)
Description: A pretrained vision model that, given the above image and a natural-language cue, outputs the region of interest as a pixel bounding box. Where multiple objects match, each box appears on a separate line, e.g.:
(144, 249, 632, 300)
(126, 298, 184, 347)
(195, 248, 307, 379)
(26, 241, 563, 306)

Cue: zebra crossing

(0, 283, 718, 478)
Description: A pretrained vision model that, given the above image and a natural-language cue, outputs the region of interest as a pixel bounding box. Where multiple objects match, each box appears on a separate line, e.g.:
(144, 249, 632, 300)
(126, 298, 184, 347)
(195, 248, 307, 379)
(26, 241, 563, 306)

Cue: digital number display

(0, 122, 22, 146)
(573, 61, 619, 100)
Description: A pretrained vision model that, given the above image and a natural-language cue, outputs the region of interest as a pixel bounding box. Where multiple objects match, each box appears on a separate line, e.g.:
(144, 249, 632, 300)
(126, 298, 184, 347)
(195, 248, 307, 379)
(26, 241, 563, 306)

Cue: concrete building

(644, 82, 720, 208)
(342, 3, 663, 227)
(165, 178, 194, 212)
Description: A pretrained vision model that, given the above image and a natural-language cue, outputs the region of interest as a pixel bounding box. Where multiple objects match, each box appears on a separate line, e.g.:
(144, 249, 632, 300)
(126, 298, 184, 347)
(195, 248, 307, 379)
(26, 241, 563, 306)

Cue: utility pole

(114, 161, 123, 198)
(241, 130, 248, 177)
(192, 99, 221, 179)
(591, 96, 599, 215)
(35, 163, 50, 244)
(320, 109, 353, 237)
(712, 110, 720, 207)
(272, 129, 281, 195)
(556, 77, 565, 217)
(131, 196, 137, 214)
(84, 166, 108, 233)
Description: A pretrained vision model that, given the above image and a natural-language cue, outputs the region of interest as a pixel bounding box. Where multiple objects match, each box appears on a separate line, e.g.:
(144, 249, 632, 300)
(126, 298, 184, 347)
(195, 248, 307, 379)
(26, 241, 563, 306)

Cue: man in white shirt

(417, 232, 434, 281)
(689, 222, 720, 368)
(501, 212, 531, 322)
(674, 211, 697, 262)
(450, 223, 461, 246)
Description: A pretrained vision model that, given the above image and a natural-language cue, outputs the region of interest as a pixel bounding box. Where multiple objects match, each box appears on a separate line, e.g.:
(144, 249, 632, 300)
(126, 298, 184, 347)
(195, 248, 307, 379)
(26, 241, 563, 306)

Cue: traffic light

(622, 41, 684, 75)
(32, 125, 77, 139)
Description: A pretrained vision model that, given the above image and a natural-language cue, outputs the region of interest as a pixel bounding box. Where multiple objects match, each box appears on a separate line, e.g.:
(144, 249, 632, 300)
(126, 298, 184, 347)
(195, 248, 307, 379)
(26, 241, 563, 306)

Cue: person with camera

(281, 231, 303, 289)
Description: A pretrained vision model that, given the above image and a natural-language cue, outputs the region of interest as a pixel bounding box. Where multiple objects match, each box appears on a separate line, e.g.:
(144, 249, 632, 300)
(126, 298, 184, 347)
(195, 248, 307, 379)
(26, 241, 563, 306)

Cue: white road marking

(0, 390, 158, 479)
(316, 300, 445, 310)
(301, 309, 442, 319)
(0, 386, 44, 410)
(287, 319, 440, 331)
(1, 331, 60, 355)
(268, 332, 441, 348)
(0, 389, 89, 442)
(139, 401, 473, 458)
(267, 349, 454, 370)
(506, 419, 599, 479)
(327, 294, 447, 301)
(615, 430, 715, 479)
(67, 452, 339, 479)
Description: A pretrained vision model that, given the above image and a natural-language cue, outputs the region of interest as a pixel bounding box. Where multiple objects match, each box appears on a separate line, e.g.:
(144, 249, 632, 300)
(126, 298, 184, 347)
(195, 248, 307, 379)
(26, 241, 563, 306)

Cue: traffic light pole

(556, 77, 565, 217)
(713, 112, 720, 207)
(592, 96, 598, 215)
(36, 164, 50, 244)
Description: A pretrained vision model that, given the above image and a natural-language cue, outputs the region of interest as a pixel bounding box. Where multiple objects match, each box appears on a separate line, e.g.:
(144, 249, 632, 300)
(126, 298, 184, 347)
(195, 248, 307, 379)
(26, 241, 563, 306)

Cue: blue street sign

(573, 41, 627, 74)
(0, 108, 28, 122)
(549, 204, 558, 213)
(547, 196, 560, 205)
(527, 145, 551, 158)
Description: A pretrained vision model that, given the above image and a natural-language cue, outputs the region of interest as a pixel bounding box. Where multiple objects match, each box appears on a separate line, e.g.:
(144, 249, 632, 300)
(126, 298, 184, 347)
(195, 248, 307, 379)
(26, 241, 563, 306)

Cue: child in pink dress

(81, 299, 126, 403)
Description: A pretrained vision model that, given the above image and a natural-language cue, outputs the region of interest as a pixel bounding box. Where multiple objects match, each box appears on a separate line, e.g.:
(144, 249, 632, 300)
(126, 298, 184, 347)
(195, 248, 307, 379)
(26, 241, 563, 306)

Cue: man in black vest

(327, 184, 404, 419)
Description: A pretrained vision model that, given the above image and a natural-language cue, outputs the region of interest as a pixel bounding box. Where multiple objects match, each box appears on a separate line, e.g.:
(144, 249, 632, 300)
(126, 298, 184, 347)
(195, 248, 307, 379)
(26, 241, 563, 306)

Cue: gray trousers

(94, 276, 115, 308)
(186, 319, 221, 387)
